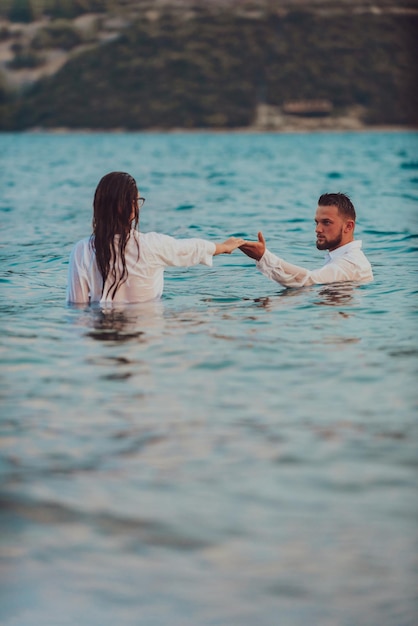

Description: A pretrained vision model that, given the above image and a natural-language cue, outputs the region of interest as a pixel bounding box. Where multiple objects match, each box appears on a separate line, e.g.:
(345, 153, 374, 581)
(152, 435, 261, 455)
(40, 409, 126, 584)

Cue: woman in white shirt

(67, 171, 245, 304)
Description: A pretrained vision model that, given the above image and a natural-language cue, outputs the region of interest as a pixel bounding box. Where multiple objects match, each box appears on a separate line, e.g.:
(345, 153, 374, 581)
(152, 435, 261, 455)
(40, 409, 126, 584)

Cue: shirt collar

(325, 240, 362, 261)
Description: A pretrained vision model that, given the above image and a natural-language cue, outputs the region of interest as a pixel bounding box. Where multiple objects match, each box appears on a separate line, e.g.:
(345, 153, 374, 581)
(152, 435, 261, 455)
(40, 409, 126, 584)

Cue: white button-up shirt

(67, 230, 216, 304)
(256, 240, 373, 288)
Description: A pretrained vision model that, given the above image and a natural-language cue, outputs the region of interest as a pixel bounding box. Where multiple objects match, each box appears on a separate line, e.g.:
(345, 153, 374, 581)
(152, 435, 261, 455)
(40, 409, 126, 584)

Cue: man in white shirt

(239, 193, 373, 288)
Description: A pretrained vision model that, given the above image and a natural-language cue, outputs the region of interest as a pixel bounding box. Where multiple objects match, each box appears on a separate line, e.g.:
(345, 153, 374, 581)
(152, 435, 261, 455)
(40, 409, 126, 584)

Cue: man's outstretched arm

(240, 231, 316, 287)
(240, 232, 360, 288)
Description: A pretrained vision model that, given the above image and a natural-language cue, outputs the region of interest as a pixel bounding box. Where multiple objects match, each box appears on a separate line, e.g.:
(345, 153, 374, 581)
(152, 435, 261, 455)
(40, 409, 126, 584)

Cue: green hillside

(1, 2, 417, 130)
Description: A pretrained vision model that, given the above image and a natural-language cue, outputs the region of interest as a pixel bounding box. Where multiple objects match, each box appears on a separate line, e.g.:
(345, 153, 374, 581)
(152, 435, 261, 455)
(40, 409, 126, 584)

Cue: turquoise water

(1, 131, 417, 625)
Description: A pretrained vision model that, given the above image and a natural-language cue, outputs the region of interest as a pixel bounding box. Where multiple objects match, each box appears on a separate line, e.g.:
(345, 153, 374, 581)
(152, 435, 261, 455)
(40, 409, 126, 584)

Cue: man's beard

(316, 229, 343, 251)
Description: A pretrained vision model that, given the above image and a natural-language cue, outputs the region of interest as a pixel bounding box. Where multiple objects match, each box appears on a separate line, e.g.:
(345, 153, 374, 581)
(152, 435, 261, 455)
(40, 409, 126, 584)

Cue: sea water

(1, 130, 417, 626)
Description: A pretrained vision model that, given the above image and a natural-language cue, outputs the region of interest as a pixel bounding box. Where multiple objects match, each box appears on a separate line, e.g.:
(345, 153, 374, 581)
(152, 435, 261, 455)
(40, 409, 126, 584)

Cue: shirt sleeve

(150, 234, 216, 268)
(66, 242, 91, 303)
(256, 249, 355, 288)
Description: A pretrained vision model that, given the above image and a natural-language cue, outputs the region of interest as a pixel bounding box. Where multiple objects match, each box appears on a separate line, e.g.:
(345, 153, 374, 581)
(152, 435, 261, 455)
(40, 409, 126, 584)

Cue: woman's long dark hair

(91, 172, 140, 299)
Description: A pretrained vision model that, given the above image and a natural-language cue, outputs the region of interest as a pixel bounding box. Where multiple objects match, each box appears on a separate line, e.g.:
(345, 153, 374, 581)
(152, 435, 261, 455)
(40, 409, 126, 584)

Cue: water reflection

(68, 301, 165, 343)
(313, 283, 357, 307)
(87, 309, 146, 343)
(253, 296, 272, 309)
(250, 289, 306, 310)
(251, 283, 358, 310)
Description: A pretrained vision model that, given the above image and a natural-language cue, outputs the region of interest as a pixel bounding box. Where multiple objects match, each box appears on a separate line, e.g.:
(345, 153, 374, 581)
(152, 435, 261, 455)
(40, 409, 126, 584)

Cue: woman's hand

(214, 237, 246, 255)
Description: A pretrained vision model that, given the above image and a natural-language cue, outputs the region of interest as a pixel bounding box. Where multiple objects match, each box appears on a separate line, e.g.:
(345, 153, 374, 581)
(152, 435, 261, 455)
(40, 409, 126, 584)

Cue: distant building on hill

(282, 100, 333, 117)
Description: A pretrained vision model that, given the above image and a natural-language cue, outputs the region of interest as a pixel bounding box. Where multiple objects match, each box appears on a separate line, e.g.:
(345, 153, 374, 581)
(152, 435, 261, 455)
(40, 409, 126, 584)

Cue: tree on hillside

(44, 0, 106, 19)
(9, 0, 35, 23)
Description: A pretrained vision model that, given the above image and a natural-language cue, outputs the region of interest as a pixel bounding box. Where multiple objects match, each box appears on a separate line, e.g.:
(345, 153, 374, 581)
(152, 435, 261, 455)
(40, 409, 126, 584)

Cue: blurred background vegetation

(0, 0, 417, 130)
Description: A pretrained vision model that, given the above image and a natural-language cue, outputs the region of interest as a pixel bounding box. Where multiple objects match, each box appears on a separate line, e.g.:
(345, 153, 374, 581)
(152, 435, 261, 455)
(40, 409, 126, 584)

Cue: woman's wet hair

(91, 172, 140, 299)
(318, 192, 356, 221)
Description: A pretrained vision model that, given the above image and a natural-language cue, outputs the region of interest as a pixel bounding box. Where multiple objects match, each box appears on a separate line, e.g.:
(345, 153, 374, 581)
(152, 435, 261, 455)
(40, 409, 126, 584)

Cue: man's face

(315, 205, 345, 251)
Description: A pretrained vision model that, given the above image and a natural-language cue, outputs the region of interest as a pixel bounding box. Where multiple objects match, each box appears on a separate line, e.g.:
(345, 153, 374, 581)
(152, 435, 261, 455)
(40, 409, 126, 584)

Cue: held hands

(239, 232, 266, 261)
(215, 232, 267, 258)
(215, 237, 246, 255)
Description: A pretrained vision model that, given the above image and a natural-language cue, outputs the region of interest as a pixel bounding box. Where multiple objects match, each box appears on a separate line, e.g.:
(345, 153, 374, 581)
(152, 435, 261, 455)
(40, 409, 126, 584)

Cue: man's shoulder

(342, 240, 363, 253)
(331, 240, 363, 259)
(332, 240, 372, 271)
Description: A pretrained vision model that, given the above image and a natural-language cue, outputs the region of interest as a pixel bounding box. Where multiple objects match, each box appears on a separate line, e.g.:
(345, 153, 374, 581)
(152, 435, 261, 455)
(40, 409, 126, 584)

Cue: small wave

(206, 171, 235, 180)
(267, 581, 309, 598)
(363, 228, 404, 237)
(397, 192, 418, 202)
(400, 161, 418, 170)
(0, 496, 213, 551)
(175, 203, 195, 211)
(192, 359, 236, 370)
(388, 348, 418, 358)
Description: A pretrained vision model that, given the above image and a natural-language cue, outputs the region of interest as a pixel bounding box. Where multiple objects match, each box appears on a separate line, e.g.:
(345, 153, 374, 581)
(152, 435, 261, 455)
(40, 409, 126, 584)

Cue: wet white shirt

(256, 240, 373, 288)
(66, 230, 216, 304)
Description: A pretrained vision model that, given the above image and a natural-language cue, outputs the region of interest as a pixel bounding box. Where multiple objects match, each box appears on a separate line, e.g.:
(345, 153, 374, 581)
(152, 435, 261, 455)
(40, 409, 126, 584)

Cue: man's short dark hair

(318, 193, 356, 221)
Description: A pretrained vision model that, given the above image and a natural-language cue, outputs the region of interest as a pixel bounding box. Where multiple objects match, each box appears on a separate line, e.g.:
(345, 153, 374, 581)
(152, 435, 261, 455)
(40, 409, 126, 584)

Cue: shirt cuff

(256, 248, 281, 272)
(202, 241, 216, 266)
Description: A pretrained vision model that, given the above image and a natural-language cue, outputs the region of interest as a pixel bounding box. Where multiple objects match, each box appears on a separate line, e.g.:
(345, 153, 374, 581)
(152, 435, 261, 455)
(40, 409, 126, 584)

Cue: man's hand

(239, 232, 266, 261)
(214, 237, 246, 255)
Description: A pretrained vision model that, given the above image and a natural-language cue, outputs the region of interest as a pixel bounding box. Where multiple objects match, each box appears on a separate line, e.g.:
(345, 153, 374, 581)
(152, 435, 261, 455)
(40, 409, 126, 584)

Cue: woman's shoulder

(136, 231, 175, 246)
(70, 236, 93, 260)
(137, 230, 168, 239)
(73, 236, 92, 247)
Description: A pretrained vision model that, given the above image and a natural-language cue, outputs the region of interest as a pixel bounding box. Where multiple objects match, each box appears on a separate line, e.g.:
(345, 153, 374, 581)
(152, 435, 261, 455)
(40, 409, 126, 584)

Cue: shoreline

(5, 124, 416, 135)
